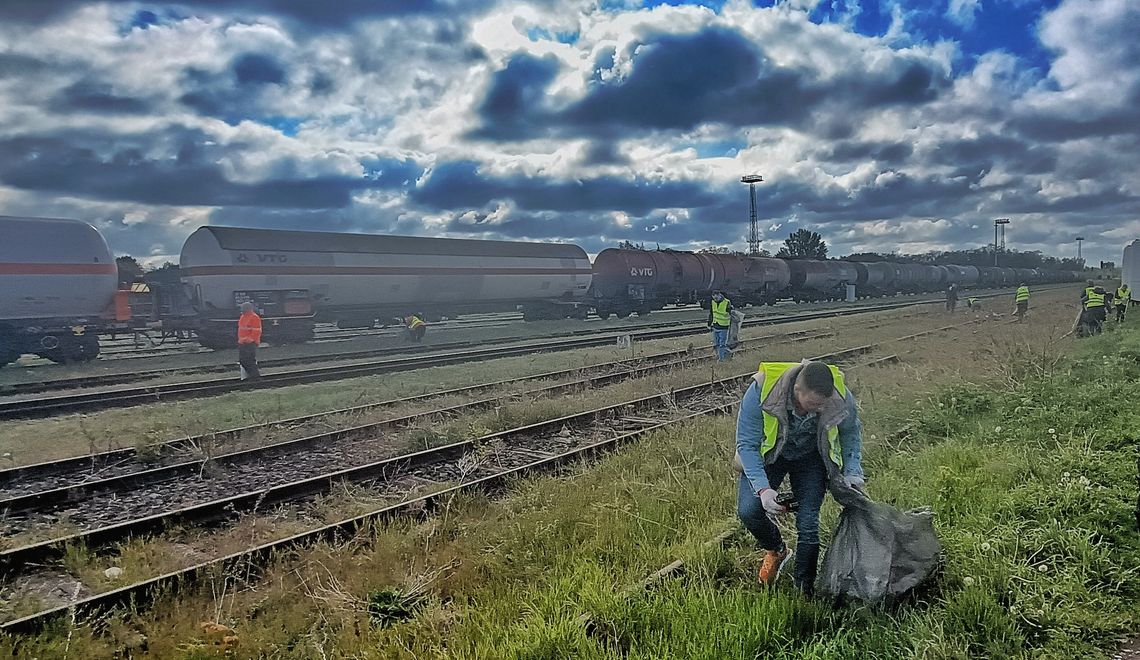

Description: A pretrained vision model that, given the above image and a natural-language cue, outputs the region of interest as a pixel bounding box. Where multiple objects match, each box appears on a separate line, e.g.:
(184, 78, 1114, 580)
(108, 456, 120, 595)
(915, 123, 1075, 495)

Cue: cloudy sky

(0, 0, 1136, 265)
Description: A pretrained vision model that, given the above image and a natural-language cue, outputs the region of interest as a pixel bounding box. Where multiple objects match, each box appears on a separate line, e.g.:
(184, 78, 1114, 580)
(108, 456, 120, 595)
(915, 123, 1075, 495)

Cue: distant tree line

(841, 248, 1084, 271)
(115, 256, 180, 287)
(617, 229, 1082, 271)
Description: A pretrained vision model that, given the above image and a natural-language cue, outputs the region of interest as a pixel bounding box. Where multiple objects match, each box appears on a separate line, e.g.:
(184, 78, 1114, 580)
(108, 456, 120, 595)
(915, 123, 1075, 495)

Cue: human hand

(843, 474, 866, 492)
(758, 488, 787, 515)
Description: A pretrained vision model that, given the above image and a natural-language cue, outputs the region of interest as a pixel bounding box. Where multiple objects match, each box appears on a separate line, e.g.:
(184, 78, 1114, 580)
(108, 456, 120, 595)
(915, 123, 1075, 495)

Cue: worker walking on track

(237, 301, 262, 381)
(404, 313, 426, 342)
(1013, 283, 1030, 323)
(708, 291, 733, 361)
(1117, 284, 1130, 322)
(734, 360, 865, 595)
(945, 284, 958, 313)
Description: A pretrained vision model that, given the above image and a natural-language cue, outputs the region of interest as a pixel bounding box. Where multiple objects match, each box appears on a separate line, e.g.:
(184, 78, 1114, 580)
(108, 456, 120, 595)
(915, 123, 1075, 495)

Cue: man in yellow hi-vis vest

(707, 291, 733, 361)
(734, 360, 864, 594)
(1013, 283, 1030, 323)
(1116, 283, 1130, 322)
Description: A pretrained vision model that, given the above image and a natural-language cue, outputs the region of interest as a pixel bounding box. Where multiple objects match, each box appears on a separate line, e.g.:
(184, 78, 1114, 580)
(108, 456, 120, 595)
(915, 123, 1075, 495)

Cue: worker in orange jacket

(237, 301, 263, 381)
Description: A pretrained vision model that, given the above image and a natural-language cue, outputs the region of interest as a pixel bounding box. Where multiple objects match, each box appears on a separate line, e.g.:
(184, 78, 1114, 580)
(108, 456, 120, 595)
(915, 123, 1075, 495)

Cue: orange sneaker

(758, 546, 793, 586)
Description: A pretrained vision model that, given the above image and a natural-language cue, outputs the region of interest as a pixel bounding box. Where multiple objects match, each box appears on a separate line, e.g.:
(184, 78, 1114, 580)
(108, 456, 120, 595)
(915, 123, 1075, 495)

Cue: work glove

(758, 488, 787, 515)
(843, 474, 866, 492)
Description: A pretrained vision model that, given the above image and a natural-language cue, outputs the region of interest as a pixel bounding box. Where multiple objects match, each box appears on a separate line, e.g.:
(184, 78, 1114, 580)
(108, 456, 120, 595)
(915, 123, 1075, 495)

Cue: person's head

(1019, 282, 1026, 287)
(240, 301, 254, 313)
(712, 291, 724, 302)
(1087, 280, 1095, 287)
(793, 362, 834, 413)
(1124, 284, 1130, 290)
(1094, 286, 1105, 294)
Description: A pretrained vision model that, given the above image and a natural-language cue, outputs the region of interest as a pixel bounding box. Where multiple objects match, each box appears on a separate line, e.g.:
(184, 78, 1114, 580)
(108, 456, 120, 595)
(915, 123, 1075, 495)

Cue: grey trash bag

(819, 482, 941, 604)
(727, 310, 746, 349)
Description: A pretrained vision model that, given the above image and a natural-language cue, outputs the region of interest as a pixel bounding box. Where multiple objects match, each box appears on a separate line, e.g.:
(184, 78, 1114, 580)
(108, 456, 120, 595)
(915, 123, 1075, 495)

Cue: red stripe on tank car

(0, 263, 117, 275)
(181, 266, 593, 276)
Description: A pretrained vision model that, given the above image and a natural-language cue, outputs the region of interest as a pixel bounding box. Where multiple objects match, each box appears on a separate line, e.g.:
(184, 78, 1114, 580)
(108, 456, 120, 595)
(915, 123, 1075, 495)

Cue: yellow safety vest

(1085, 292, 1105, 308)
(1117, 287, 1129, 302)
(758, 362, 847, 470)
(711, 299, 731, 327)
(407, 315, 425, 329)
(1015, 286, 1030, 303)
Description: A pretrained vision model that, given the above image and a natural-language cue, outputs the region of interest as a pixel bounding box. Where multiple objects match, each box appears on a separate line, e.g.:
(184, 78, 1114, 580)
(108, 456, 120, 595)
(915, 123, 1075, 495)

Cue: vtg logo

(238, 253, 288, 264)
(630, 267, 654, 277)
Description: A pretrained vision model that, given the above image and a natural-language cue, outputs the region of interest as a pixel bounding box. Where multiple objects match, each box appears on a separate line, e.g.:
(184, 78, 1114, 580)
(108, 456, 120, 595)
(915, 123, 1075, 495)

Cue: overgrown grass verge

(9, 292, 1134, 658)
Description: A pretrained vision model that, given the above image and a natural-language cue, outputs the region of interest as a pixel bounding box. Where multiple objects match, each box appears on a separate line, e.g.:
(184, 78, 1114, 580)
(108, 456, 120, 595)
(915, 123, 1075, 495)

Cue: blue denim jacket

(735, 380, 864, 492)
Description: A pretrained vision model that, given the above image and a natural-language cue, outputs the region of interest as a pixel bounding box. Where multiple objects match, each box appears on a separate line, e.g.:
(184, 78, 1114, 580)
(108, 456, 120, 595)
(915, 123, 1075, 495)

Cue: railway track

(0, 328, 842, 553)
(0, 297, 949, 419)
(0, 286, 1029, 394)
(0, 327, 837, 499)
(0, 318, 970, 633)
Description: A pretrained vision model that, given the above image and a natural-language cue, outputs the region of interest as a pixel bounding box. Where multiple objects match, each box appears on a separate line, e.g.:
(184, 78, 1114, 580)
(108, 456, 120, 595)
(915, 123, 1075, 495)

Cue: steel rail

(0, 297, 946, 419)
(0, 329, 834, 492)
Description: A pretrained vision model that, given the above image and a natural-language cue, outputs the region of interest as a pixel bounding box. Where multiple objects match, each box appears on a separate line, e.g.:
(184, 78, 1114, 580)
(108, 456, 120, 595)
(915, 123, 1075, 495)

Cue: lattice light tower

(741, 174, 763, 255)
(1076, 236, 1084, 262)
(994, 218, 1010, 266)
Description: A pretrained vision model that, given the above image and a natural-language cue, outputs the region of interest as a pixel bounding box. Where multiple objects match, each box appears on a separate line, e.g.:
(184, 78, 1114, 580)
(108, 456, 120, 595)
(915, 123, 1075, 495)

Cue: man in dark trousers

(237, 301, 262, 381)
(734, 360, 865, 595)
(945, 284, 958, 312)
(707, 291, 733, 361)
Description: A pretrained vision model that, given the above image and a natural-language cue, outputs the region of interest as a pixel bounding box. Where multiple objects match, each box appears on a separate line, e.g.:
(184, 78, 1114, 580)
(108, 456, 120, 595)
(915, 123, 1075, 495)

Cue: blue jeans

(711, 327, 729, 361)
(737, 452, 829, 589)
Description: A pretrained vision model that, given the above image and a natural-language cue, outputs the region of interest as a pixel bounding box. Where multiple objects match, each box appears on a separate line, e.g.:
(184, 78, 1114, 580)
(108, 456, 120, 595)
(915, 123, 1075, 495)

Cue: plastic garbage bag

(819, 481, 941, 603)
(727, 310, 746, 349)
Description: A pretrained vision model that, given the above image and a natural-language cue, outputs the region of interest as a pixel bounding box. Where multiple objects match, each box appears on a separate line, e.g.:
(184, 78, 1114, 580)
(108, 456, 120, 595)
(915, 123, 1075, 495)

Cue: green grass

(9, 291, 1134, 658)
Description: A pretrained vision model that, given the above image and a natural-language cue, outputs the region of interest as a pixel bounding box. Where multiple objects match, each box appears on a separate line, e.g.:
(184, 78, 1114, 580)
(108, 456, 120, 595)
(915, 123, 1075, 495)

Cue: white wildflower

(963, 576, 975, 587)
(1063, 472, 1070, 478)
(1047, 428, 1056, 434)
(994, 426, 1003, 433)
(1038, 564, 1048, 573)
(980, 542, 991, 552)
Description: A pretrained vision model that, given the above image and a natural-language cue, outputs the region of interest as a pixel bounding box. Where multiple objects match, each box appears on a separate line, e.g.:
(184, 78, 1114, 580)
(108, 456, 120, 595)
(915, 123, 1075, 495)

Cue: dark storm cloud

(48, 80, 152, 114)
(178, 53, 288, 122)
(469, 54, 561, 140)
(0, 130, 412, 208)
(823, 141, 913, 164)
(927, 135, 1057, 175)
(471, 28, 948, 140)
(0, 0, 488, 27)
(410, 160, 719, 215)
(1010, 106, 1140, 142)
(0, 52, 50, 78)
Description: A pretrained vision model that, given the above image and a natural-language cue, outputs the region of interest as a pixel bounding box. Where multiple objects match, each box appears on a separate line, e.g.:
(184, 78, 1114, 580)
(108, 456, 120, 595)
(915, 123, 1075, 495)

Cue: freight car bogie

(0, 326, 101, 365)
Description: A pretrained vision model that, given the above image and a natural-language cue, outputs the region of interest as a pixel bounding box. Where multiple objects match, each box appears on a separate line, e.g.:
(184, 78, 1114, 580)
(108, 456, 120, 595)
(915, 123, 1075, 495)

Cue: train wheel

(615, 309, 632, 319)
(38, 334, 100, 364)
(634, 307, 651, 317)
(595, 309, 613, 320)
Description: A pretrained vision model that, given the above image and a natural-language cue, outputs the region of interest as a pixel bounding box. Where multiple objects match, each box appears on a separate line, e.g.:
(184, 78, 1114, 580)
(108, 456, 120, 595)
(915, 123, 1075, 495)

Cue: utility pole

(741, 174, 763, 256)
(994, 218, 1010, 266)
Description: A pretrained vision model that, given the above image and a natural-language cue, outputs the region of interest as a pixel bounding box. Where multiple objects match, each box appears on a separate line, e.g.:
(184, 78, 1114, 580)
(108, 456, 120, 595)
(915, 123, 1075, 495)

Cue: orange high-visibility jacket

(238, 311, 263, 344)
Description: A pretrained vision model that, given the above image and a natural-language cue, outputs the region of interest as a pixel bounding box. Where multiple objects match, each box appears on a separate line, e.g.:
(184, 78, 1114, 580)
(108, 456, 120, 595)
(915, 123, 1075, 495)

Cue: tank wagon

(588, 249, 743, 317)
(179, 227, 592, 347)
(0, 216, 117, 365)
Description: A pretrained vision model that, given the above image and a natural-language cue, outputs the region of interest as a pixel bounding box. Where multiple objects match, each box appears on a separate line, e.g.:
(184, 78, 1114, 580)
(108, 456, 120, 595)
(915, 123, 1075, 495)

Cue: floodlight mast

(742, 175, 763, 256)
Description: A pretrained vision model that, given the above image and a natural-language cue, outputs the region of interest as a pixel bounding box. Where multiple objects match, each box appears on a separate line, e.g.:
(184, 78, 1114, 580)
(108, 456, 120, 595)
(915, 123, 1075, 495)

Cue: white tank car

(180, 226, 594, 346)
(0, 216, 117, 365)
(1124, 240, 1140, 302)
